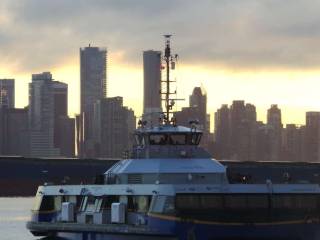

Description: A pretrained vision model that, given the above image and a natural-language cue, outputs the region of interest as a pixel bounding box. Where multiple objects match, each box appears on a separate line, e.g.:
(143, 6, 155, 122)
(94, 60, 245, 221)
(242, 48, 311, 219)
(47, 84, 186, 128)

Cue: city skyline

(2, 1, 320, 126)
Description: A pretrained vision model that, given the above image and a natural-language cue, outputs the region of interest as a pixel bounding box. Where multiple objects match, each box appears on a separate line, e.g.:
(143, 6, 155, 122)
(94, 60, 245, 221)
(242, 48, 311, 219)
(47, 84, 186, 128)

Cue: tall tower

(0, 79, 15, 108)
(80, 46, 107, 156)
(52, 81, 74, 157)
(189, 86, 207, 131)
(267, 104, 282, 129)
(28, 72, 60, 157)
(305, 112, 320, 162)
(143, 50, 162, 125)
(267, 104, 283, 161)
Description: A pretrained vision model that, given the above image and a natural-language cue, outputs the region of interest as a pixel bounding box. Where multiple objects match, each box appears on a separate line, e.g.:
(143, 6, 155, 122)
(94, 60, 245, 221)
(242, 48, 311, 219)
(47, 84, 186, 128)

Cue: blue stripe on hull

(148, 215, 320, 240)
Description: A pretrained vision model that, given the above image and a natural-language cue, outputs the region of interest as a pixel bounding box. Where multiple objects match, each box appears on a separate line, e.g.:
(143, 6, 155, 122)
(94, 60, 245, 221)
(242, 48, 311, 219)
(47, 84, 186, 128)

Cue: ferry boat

(27, 36, 320, 240)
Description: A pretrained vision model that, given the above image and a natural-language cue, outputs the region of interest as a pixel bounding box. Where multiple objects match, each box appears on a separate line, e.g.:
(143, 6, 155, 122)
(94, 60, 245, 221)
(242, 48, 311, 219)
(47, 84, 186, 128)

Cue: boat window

(39, 196, 55, 211)
(185, 133, 202, 145)
(176, 195, 200, 209)
(80, 196, 88, 211)
(246, 195, 269, 209)
(85, 196, 96, 212)
(134, 135, 145, 146)
(193, 133, 202, 145)
(32, 196, 43, 211)
(100, 196, 119, 210)
(272, 194, 318, 210)
(80, 196, 96, 212)
(95, 198, 103, 212)
(225, 195, 247, 209)
(149, 195, 167, 213)
(176, 194, 224, 210)
(163, 196, 175, 213)
(134, 196, 150, 213)
(54, 196, 62, 211)
(176, 194, 269, 211)
(200, 195, 224, 209)
(168, 134, 186, 145)
(149, 134, 167, 145)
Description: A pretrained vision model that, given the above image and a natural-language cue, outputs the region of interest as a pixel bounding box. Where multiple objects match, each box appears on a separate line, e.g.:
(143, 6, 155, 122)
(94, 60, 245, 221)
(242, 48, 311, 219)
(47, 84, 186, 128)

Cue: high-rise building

(28, 72, 60, 157)
(0, 107, 29, 156)
(189, 87, 208, 132)
(267, 104, 282, 129)
(0, 79, 15, 108)
(80, 46, 107, 156)
(305, 112, 320, 162)
(173, 87, 213, 153)
(225, 101, 257, 161)
(214, 104, 231, 159)
(51, 81, 74, 156)
(143, 50, 162, 125)
(52, 81, 68, 147)
(57, 116, 75, 157)
(282, 124, 305, 162)
(93, 97, 136, 158)
(267, 104, 283, 161)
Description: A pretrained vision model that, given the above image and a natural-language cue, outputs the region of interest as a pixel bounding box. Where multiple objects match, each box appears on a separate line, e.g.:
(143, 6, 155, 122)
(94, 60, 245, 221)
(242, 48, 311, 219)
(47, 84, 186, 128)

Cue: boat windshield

(148, 133, 201, 146)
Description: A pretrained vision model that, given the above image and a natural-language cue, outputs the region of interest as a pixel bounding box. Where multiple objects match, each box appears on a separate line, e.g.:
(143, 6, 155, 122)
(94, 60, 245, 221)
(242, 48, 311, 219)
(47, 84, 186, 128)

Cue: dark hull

(0, 156, 117, 196)
(2, 156, 320, 196)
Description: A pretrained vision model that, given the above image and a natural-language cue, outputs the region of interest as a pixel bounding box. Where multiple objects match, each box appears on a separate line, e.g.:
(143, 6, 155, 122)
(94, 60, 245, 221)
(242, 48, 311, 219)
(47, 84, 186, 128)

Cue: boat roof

(105, 158, 226, 174)
(135, 125, 202, 134)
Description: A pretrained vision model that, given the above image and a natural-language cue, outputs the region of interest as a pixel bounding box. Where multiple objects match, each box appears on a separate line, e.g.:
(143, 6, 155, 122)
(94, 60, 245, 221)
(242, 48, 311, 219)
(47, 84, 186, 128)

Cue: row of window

(176, 194, 320, 211)
(34, 193, 320, 214)
(135, 133, 202, 146)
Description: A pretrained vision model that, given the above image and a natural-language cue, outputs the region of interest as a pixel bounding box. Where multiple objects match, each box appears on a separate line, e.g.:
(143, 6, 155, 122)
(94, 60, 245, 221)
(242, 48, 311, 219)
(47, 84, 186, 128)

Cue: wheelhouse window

(134, 134, 145, 146)
(189, 133, 202, 145)
(148, 133, 202, 146)
(149, 134, 167, 145)
(169, 134, 186, 145)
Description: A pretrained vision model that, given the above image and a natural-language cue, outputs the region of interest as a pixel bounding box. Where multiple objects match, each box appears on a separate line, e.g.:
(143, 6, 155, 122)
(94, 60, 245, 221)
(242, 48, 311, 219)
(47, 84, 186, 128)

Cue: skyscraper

(227, 100, 257, 161)
(28, 72, 60, 157)
(267, 104, 283, 161)
(93, 97, 136, 158)
(0, 79, 15, 108)
(52, 81, 68, 148)
(214, 104, 230, 159)
(305, 112, 320, 162)
(282, 124, 305, 162)
(52, 81, 75, 157)
(80, 46, 107, 156)
(0, 107, 29, 156)
(143, 50, 162, 125)
(189, 86, 208, 132)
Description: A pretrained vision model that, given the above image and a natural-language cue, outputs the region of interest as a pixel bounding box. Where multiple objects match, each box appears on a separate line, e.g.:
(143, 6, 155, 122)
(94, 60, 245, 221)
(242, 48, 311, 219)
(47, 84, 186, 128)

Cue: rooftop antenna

(161, 35, 183, 125)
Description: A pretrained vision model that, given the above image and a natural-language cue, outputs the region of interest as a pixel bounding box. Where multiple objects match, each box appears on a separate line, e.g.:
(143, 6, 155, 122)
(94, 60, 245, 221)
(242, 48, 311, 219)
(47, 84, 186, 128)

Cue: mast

(161, 35, 180, 125)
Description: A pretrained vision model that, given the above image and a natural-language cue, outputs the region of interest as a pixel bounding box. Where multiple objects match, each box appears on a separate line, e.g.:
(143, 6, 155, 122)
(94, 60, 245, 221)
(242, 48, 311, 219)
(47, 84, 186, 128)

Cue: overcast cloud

(1, 0, 320, 72)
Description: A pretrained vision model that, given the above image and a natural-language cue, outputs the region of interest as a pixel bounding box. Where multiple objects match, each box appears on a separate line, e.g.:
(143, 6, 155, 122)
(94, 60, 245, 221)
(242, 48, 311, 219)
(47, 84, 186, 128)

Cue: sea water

(0, 197, 37, 240)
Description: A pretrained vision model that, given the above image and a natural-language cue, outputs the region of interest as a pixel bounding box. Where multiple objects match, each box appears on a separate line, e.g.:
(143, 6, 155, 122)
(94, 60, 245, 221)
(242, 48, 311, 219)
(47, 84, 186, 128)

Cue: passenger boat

(27, 36, 320, 240)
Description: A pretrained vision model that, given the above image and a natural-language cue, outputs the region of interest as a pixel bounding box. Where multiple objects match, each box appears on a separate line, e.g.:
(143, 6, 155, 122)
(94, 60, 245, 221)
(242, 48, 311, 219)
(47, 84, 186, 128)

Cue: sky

(1, 0, 320, 130)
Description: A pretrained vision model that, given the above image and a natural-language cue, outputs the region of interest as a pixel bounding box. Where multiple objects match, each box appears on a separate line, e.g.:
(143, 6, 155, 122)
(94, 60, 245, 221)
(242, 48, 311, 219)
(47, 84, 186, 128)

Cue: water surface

(0, 197, 36, 240)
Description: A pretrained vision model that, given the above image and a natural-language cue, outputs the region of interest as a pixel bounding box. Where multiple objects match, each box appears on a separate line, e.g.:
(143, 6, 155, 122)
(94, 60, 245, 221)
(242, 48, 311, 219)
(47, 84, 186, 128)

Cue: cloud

(1, 0, 320, 73)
